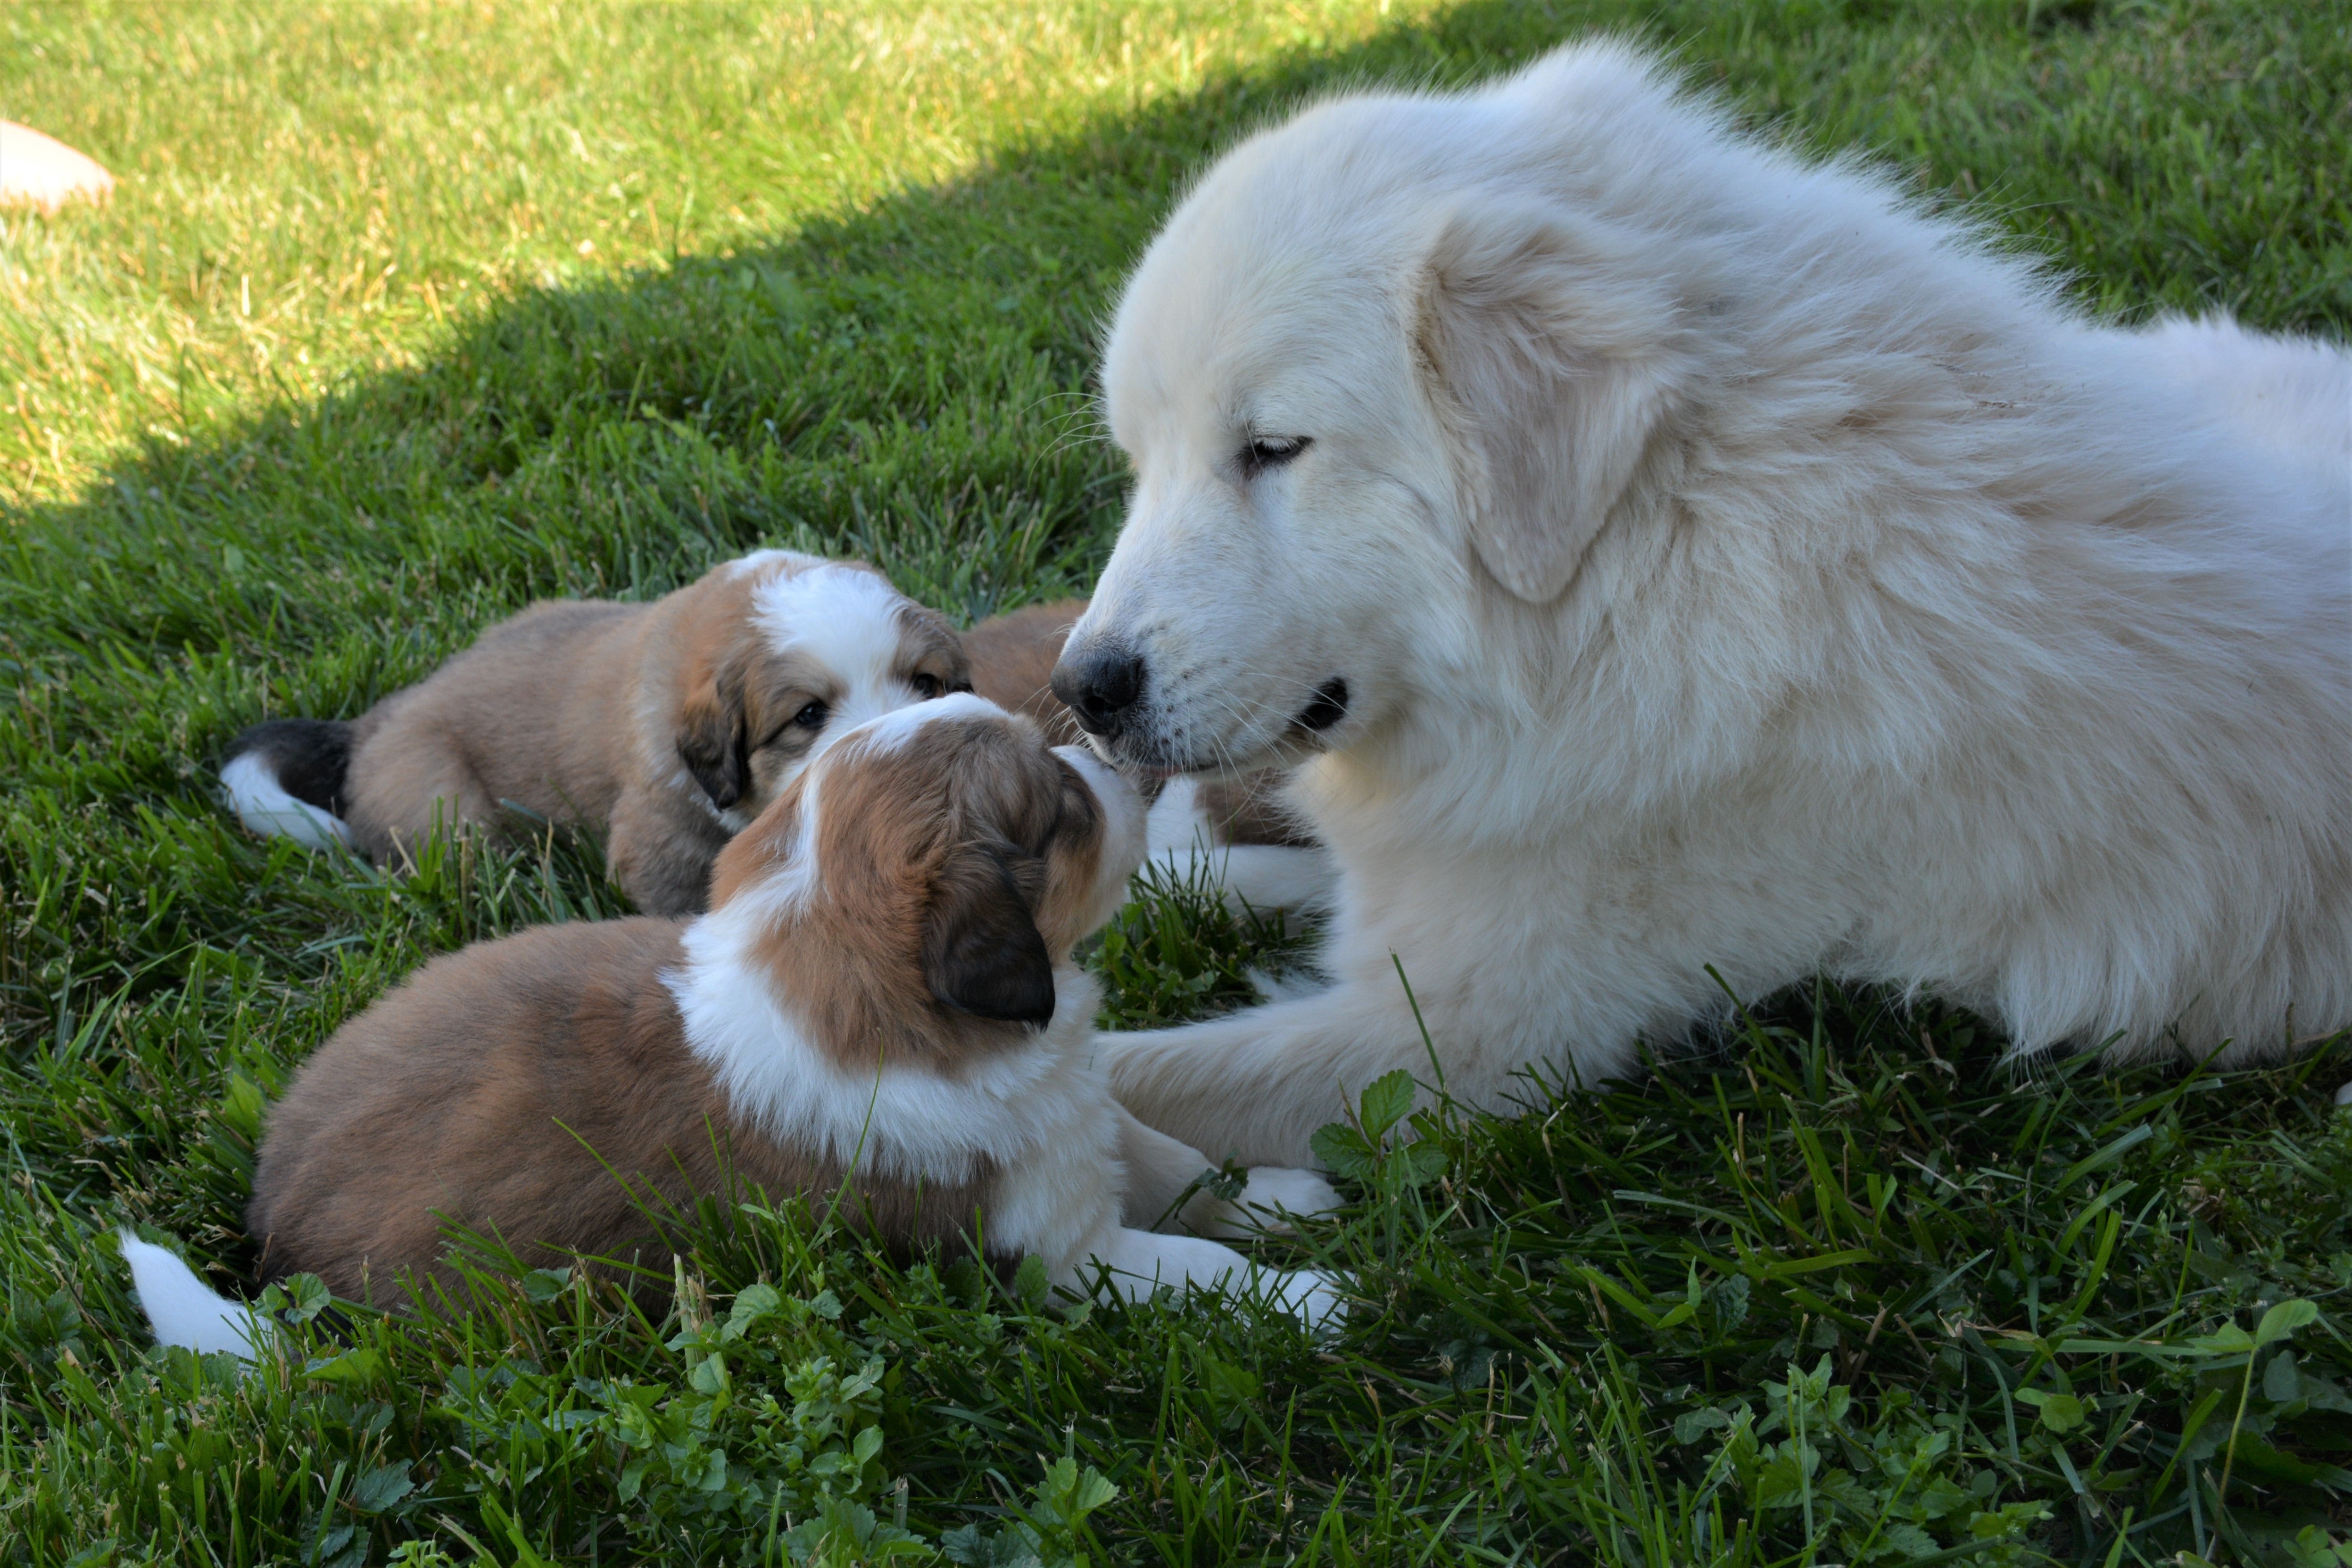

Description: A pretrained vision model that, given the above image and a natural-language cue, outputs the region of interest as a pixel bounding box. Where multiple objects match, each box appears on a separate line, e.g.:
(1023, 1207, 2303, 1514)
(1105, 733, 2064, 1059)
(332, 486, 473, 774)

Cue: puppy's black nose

(1051, 642, 1147, 736)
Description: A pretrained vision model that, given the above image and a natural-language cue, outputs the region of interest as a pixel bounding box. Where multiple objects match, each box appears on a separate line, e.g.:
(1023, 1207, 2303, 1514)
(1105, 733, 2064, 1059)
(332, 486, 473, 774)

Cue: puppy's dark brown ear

(924, 843, 1055, 1026)
(677, 655, 750, 811)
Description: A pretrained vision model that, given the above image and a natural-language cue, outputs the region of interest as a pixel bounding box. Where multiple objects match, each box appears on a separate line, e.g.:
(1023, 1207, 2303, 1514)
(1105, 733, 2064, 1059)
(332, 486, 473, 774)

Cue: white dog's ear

(1413, 204, 1685, 603)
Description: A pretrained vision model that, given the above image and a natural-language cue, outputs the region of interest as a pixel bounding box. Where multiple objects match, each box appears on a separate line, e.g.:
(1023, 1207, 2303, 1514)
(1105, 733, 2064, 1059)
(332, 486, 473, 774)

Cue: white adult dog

(1049, 40, 2352, 1168)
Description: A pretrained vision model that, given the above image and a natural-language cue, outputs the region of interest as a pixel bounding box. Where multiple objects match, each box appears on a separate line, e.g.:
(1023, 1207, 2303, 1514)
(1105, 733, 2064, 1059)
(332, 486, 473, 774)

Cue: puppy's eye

(792, 701, 828, 731)
(908, 673, 942, 700)
(1240, 435, 1311, 479)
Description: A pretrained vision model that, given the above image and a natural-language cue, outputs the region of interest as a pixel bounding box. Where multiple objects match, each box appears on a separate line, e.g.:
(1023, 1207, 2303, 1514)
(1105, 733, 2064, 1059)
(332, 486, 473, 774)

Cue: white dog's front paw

(1189, 1166, 1343, 1238)
(2335, 1078, 2352, 1108)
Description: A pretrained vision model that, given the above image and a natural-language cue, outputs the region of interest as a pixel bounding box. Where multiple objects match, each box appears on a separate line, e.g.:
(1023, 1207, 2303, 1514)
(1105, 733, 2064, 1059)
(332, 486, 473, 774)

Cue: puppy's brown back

(345, 600, 649, 858)
(248, 918, 989, 1304)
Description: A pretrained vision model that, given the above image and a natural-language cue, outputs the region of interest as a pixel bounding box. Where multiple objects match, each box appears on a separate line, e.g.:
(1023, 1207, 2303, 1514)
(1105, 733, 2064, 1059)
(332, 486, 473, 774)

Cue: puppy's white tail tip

(219, 753, 350, 850)
(118, 1230, 263, 1358)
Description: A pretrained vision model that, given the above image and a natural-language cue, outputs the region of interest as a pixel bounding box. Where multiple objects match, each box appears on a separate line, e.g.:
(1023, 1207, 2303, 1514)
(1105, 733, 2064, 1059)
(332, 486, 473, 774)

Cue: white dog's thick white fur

(1069, 41, 2352, 1166)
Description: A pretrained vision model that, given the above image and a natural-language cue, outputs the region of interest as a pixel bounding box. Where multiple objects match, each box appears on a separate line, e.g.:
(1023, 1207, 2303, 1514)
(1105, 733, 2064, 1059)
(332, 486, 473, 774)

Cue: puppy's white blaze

(119, 1231, 264, 1358)
(844, 691, 1008, 755)
(729, 547, 827, 579)
(668, 901, 1101, 1182)
(753, 564, 910, 687)
(743, 769, 825, 916)
(220, 753, 350, 851)
(754, 565, 946, 752)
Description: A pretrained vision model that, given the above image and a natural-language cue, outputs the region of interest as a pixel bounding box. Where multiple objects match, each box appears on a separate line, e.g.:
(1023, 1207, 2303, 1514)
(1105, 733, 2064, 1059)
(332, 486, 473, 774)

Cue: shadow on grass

(4, 0, 2344, 724)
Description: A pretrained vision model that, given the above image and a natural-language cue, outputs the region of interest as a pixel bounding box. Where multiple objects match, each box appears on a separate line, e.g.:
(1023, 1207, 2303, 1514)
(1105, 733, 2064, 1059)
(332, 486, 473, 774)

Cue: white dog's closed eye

(1416, 203, 1690, 604)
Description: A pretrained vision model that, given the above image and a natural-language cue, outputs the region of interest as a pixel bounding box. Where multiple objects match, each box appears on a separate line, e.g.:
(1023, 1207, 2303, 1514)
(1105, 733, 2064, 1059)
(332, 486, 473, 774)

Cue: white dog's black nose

(1052, 643, 1146, 736)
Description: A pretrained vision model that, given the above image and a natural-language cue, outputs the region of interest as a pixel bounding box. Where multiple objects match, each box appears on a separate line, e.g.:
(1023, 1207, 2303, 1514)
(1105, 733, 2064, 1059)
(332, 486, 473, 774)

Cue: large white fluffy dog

(1049, 41, 2352, 1167)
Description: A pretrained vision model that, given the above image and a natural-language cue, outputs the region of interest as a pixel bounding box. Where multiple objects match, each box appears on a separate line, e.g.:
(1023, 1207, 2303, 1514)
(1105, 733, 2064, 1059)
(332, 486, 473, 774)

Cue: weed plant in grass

(3, 0, 2349, 1563)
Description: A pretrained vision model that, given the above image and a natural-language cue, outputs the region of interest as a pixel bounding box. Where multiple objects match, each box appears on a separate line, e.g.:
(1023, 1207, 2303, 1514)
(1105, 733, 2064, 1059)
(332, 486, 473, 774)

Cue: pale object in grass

(0, 122, 115, 214)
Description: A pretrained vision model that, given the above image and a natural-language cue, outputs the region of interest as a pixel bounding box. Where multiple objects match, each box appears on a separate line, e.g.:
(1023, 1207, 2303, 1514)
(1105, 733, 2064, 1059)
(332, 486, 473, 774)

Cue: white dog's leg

(1116, 1106, 1342, 1236)
(1102, 985, 1479, 1169)
(1143, 780, 1338, 914)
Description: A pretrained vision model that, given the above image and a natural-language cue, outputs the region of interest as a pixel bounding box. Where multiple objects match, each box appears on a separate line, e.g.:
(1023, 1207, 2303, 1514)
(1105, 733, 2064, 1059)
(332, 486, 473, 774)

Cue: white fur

(119, 1231, 264, 1358)
(666, 710, 1342, 1321)
(219, 752, 350, 851)
(1068, 40, 2352, 1166)
(752, 563, 920, 721)
(669, 557, 943, 832)
(728, 547, 827, 578)
(1143, 777, 1338, 914)
(850, 689, 1003, 755)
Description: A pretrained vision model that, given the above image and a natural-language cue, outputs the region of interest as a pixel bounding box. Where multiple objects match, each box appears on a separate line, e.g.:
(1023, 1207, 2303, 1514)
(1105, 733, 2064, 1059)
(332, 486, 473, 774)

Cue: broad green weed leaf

(1357, 1070, 1416, 1142)
(519, 1267, 571, 1303)
(1309, 1122, 1378, 1182)
(2257, 1298, 2319, 1346)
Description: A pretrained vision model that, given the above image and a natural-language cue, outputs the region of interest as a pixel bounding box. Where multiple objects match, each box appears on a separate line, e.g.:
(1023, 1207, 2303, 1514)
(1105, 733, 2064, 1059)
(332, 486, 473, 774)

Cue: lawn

(3, 0, 2349, 1563)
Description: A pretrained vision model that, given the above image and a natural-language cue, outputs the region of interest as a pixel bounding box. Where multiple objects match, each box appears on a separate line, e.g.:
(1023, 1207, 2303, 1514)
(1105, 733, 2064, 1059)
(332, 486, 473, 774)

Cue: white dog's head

(1051, 46, 1703, 777)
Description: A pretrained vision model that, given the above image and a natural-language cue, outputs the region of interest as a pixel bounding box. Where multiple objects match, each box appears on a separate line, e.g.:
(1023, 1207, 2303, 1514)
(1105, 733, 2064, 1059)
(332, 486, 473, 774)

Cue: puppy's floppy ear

(923, 842, 1056, 1026)
(677, 651, 750, 811)
(1413, 202, 1688, 603)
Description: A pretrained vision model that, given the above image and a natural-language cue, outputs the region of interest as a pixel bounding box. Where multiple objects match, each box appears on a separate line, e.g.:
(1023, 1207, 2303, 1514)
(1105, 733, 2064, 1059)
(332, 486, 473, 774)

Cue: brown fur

(964, 598, 1313, 847)
(341, 559, 966, 916)
(248, 703, 1110, 1308)
(720, 714, 1106, 1073)
(964, 601, 1089, 744)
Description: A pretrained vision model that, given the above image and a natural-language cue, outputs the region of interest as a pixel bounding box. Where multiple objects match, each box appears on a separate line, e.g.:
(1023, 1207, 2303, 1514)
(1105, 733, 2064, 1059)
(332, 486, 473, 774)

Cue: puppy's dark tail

(219, 718, 355, 850)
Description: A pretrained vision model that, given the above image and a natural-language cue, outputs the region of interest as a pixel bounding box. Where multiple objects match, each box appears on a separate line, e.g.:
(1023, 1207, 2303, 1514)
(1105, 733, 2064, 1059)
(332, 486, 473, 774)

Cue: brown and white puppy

(128, 695, 1340, 1353)
(966, 598, 1335, 913)
(221, 550, 969, 916)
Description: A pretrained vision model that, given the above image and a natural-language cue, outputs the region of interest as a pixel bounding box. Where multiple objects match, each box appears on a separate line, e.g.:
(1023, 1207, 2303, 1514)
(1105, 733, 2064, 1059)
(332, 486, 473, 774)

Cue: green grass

(3, 0, 2349, 1563)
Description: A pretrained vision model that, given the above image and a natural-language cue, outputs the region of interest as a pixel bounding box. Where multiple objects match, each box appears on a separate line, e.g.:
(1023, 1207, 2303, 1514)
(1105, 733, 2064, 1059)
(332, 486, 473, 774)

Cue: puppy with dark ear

(219, 550, 969, 917)
(674, 648, 751, 815)
(132, 696, 1344, 1354)
(924, 842, 1057, 1025)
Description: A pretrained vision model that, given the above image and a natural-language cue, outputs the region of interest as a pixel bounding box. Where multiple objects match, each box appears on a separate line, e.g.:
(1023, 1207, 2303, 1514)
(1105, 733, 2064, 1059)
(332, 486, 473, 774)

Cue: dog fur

(131, 696, 1340, 1351)
(1050, 40, 2352, 1166)
(222, 551, 969, 916)
(967, 597, 1335, 912)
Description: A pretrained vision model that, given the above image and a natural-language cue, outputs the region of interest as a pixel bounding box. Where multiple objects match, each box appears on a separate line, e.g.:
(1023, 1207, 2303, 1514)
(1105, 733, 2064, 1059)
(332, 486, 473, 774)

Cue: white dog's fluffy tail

(119, 1231, 264, 1357)
(219, 719, 354, 850)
